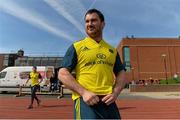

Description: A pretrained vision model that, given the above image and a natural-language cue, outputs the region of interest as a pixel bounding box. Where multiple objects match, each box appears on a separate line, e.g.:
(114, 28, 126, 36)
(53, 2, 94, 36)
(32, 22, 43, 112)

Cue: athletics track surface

(0, 95, 180, 119)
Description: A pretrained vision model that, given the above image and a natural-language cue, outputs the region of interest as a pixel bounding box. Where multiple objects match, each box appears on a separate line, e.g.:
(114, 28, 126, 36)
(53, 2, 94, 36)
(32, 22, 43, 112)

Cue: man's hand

(102, 92, 118, 105)
(82, 90, 100, 106)
(102, 70, 127, 105)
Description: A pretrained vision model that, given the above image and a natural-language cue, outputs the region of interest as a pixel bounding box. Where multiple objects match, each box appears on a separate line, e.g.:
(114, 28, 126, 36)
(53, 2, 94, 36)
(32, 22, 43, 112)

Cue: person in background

(59, 9, 127, 119)
(25, 66, 43, 109)
(49, 73, 58, 92)
(173, 73, 178, 83)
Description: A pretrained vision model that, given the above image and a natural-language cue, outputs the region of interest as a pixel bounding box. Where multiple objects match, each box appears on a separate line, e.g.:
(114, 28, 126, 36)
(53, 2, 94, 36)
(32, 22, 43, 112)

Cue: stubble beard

(86, 28, 102, 39)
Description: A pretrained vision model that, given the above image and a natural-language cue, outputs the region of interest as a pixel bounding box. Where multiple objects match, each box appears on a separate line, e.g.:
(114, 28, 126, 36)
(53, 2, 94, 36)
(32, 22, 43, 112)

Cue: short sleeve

(61, 44, 77, 72)
(113, 53, 126, 76)
(38, 73, 42, 79)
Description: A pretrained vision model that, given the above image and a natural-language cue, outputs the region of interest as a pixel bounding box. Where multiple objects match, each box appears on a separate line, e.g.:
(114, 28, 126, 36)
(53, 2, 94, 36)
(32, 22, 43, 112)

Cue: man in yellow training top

(59, 9, 127, 119)
(25, 66, 42, 109)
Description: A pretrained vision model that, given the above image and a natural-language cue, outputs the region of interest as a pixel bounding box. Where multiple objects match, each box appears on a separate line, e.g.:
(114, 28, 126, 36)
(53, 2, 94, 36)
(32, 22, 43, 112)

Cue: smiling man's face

(85, 13, 105, 38)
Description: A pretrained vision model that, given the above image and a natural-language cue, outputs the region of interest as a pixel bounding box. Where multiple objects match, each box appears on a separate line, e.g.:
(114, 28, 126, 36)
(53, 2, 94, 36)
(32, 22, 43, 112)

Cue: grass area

(160, 77, 180, 84)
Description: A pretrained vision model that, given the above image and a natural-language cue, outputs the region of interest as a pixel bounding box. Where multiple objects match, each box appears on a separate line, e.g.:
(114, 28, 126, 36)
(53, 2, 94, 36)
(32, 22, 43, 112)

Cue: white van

(0, 66, 54, 92)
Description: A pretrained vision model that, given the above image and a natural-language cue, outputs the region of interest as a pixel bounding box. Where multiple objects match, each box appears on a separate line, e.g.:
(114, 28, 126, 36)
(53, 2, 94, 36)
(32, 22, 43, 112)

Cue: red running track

(0, 96, 180, 119)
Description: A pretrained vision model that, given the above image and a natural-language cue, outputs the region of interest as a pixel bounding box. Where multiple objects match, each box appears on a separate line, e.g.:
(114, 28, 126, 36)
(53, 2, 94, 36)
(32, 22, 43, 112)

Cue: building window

(41, 58, 49, 66)
(3, 54, 9, 66)
(123, 47, 130, 71)
(20, 57, 28, 66)
(3, 59, 9, 66)
(56, 58, 63, 67)
(34, 57, 41, 66)
(4, 54, 9, 59)
(27, 57, 34, 66)
(48, 58, 56, 66)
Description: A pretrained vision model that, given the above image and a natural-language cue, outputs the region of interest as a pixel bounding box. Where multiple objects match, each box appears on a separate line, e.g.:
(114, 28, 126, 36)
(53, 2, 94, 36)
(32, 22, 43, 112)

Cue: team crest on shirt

(96, 53, 106, 59)
(109, 49, 114, 53)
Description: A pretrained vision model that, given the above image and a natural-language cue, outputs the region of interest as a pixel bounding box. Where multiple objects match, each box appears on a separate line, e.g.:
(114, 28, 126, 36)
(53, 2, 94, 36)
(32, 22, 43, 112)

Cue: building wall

(15, 56, 63, 68)
(0, 53, 63, 71)
(117, 38, 180, 82)
(0, 54, 18, 71)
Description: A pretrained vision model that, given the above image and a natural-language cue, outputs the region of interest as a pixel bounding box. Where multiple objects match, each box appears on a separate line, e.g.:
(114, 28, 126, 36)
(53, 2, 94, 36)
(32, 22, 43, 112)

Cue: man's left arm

(38, 73, 43, 84)
(113, 70, 127, 97)
(102, 53, 127, 105)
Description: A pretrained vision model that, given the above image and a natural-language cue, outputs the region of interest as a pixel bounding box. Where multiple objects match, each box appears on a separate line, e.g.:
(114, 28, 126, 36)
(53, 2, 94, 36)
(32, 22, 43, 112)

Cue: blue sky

(0, 0, 180, 56)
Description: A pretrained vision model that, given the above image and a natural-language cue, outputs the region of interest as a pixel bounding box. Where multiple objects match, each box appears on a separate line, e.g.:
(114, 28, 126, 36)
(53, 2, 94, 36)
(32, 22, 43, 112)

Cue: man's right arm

(25, 75, 30, 86)
(58, 68, 86, 97)
(58, 68, 99, 105)
(59, 44, 99, 105)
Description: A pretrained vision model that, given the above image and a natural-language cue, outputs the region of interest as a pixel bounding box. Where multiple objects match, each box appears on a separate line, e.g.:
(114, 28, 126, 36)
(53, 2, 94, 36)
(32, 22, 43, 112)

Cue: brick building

(15, 56, 63, 68)
(0, 50, 63, 71)
(117, 37, 180, 82)
(0, 53, 18, 71)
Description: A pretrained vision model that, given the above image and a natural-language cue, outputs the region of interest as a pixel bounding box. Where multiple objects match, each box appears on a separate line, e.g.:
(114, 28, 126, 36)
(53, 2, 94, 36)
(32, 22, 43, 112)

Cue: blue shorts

(74, 97, 121, 119)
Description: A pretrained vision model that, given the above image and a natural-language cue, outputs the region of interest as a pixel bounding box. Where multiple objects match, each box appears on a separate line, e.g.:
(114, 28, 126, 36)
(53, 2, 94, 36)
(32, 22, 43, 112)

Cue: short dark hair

(33, 66, 37, 69)
(85, 9, 104, 22)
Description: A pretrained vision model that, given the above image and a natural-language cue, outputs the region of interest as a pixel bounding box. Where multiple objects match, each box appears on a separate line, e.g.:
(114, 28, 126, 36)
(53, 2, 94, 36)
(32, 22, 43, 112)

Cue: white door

(6, 71, 19, 86)
(0, 71, 7, 86)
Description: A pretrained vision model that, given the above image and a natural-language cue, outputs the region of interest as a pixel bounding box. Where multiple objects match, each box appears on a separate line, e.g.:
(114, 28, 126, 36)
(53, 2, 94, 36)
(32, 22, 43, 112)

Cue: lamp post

(161, 54, 168, 84)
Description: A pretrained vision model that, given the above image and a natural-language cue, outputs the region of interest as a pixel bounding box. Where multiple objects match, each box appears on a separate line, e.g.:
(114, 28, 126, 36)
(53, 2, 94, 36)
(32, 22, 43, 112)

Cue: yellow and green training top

(62, 37, 125, 100)
(29, 71, 42, 87)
